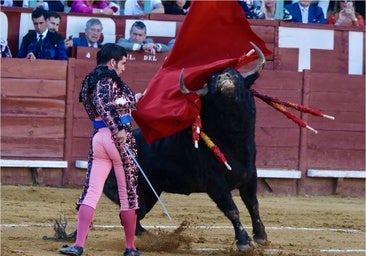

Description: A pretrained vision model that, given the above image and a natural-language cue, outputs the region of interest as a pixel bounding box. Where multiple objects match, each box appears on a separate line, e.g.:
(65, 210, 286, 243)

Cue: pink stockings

(73, 128, 138, 251)
(121, 210, 138, 250)
(74, 204, 94, 248)
(74, 205, 137, 250)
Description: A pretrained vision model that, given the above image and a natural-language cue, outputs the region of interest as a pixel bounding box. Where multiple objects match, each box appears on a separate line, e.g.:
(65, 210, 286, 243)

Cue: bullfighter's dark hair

(96, 43, 127, 65)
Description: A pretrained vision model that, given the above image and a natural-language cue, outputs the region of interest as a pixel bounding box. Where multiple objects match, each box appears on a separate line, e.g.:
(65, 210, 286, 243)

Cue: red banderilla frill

(250, 89, 335, 134)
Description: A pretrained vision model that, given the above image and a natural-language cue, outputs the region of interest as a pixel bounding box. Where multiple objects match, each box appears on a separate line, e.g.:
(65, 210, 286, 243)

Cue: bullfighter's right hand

(113, 129, 127, 144)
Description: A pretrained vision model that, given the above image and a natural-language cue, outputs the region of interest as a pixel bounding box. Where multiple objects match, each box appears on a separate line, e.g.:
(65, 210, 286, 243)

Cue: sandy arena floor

(1, 185, 365, 256)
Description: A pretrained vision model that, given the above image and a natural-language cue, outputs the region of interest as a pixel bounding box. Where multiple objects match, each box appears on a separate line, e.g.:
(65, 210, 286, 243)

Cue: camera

(252, 6, 265, 19)
(283, 8, 293, 21)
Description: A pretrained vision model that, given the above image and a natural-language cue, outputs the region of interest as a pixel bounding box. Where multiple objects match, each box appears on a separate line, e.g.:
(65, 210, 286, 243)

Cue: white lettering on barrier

(279, 27, 334, 72)
(349, 31, 364, 75)
(279, 27, 364, 75)
(127, 54, 136, 61)
(143, 55, 158, 62)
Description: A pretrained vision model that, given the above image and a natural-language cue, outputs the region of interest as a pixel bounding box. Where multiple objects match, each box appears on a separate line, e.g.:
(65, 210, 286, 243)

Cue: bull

(103, 43, 268, 251)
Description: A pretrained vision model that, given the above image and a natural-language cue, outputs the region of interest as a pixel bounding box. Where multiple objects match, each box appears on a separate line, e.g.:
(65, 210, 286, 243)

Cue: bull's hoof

(253, 233, 268, 246)
(254, 237, 268, 246)
(236, 240, 256, 251)
(135, 224, 147, 236)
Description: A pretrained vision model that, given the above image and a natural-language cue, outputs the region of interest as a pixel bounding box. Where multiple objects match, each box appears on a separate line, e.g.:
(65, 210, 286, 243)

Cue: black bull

(103, 44, 268, 251)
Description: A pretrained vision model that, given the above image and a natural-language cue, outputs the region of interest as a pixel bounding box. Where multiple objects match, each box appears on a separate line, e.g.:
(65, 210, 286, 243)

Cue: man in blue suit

(17, 8, 67, 60)
(284, 0, 325, 24)
(65, 18, 103, 53)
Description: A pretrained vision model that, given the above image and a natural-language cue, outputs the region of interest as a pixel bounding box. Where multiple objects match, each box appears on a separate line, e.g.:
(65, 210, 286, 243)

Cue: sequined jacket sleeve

(93, 77, 136, 135)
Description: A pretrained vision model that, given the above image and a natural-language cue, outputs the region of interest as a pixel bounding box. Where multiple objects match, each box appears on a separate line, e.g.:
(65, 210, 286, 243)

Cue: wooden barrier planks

(1, 58, 67, 159)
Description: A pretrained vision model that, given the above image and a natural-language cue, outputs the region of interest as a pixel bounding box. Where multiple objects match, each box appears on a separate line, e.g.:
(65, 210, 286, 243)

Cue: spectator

(9, 0, 29, 7)
(123, 0, 164, 15)
(238, 0, 261, 18)
(0, 38, 12, 58)
(238, 0, 254, 18)
(284, 0, 326, 24)
(326, 0, 364, 27)
(244, 0, 258, 12)
(117, 21, 170, 54)
(163, 0, 190, 15)
(46, 0, 64, 12)
(46, 11, 61, 33)
(167, 38, 175, 50)
(35, 0, 65, 12)
(106, 0, 121, 15)
(291, 0, 330, 18)
(70, 0, 114, 15)
(260, 0, 277, 19)
(17, 8, 67, 60)
(65, 18, 103, 50)
(58, 43, 141, 256)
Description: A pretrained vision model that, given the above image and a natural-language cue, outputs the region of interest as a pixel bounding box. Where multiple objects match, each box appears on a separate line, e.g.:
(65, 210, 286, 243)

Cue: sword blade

(123, 144, 172, 221)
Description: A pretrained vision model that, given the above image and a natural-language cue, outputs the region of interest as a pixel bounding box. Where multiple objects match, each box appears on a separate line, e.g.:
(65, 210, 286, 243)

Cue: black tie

(35, 34, 43, 58)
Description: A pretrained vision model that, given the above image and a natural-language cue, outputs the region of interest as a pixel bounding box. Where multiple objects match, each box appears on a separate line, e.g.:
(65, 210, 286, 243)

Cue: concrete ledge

(257, 169, 302, 179)
(75, 160, 302, 179)
(307, 169, 366, 179)
(0, 159, 68, 168)
(75, 160, 88, 169)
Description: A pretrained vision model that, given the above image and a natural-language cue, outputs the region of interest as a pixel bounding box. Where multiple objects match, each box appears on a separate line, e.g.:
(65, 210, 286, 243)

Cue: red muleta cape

(132, 0, 272, 144)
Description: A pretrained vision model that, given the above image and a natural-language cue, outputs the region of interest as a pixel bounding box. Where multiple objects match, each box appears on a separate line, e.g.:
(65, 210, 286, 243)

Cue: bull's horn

(241, 42, 265, 78)
(179, 68, 190, 94)
(179, 69, 208, 96)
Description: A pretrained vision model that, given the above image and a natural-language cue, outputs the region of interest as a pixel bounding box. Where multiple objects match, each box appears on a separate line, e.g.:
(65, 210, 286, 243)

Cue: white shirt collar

(38, 29, 48, 39)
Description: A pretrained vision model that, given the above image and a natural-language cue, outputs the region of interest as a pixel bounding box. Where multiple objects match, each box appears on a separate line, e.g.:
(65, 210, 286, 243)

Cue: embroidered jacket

(79, 65, 136, 135)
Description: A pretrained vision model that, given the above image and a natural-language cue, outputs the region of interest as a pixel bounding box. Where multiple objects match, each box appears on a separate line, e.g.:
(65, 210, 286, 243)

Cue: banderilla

(123, 144, 172, 221)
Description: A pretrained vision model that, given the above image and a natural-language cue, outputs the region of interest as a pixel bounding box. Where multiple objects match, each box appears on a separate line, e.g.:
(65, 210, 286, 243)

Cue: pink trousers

(78, 127, 138, 211)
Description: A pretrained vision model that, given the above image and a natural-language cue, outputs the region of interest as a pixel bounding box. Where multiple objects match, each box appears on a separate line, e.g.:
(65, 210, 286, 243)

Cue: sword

(123, 144, 172, 221)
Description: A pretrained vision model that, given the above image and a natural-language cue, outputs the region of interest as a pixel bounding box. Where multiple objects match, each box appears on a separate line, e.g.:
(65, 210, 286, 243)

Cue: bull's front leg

(207, 186, 255, 251)
(239, 179, 268, 245)
(225, 208, 255, 251)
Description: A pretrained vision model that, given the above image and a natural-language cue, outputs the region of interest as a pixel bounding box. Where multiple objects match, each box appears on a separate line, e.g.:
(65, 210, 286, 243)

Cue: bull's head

(180, 42, 265, 96)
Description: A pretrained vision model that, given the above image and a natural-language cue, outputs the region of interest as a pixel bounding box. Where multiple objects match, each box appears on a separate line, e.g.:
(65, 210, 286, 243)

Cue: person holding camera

(326, 0, 364, 27)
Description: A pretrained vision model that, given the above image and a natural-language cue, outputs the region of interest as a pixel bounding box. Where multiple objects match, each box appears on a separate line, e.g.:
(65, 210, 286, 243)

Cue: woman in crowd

(69, 0, 114, 15)
(326, 0, 364, 27)
(163, 0, 190, 15)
